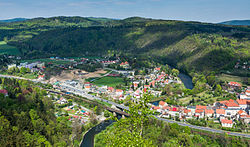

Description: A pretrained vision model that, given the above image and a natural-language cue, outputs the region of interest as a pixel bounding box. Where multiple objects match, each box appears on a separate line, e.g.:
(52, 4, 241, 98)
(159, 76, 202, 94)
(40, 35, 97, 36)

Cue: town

(1, 55, 249, 134)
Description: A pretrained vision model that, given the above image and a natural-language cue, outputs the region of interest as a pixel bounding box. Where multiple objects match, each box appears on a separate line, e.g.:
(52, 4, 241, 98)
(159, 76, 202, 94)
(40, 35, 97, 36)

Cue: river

(178, 72, 194, 90)
(80, 72, 193, 147)
(80, 119, 115, 147)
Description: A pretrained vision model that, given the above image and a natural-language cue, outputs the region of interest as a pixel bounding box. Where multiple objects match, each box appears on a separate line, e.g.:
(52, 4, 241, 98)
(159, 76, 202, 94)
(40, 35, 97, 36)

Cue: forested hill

(0, 16, 117, 42)
(0, 18, 28, 23)
(2, 16, 250, 74)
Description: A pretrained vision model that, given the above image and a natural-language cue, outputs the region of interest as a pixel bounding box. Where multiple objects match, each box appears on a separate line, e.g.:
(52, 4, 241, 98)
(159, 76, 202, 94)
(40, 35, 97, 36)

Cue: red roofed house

(205, 109, 214, 117)
(159, 101, 168, 108)
(236, 99, 248, 109)
(239, 114, 250, 124)
(133, 83, 138, 88)
(195, 109, 204, 118)
(196, 105, 207, 110)
(215, 109, 225, 118)
(108, 87, 115, 92)
(237, 110, 248, 116)
(225, 99, 239, 109)
(120, 61, 129, 69)
(194, 105, 207, 118)
(168, 107, 180, 117)
(223, 99, 240, 117)
(115, 89, 123, 96)
(228, 82, 241, 89)
(155, 67, 161, 71)
(150, 80, 155, 88)
(85, 86, 91, 91)
(38, 74, 45, 80)
(183, 109, 192, 116)
(221, 119, 233, 128)
(0, 89, 8, 97)
(246, 90, 250, 96)
(152, 106, 161, 113)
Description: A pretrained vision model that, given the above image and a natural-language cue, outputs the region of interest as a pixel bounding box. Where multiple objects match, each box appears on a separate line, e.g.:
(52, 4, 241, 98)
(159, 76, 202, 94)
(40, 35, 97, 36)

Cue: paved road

(1, 74, 249, 138)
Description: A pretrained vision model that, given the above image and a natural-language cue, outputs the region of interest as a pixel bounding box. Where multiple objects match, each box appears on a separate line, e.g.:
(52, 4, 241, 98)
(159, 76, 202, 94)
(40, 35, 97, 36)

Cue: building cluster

(8, 62, 45, 71)
(153, 96, 250, 128)
(120, 61, 130, 69)
(80, 67, 180, 101)
(7, 62, 46, 80)
(66, 105, 90, 124)
(50, 94, 90, 124)
(101, 60, 118, 66)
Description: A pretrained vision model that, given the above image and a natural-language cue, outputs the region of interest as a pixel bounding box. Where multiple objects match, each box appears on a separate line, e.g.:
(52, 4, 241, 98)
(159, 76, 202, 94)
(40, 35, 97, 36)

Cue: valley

(0, 16, 249, 147)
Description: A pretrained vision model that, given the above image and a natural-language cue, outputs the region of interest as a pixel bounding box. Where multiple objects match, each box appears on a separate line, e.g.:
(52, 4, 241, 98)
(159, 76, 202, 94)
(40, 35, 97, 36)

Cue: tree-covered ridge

(151, 34, 250, 74)
(0, 78, 72, 146)
(8, 18, 249, 75)
(0, 16, 118, 43)
(0, 16, 117, 29)
(0, 16, 249, 75)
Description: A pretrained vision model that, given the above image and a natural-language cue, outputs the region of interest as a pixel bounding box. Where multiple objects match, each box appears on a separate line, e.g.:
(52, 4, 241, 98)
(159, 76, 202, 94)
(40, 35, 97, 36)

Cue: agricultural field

(0, 41, 21, 55)
(88, 76, 125, 87)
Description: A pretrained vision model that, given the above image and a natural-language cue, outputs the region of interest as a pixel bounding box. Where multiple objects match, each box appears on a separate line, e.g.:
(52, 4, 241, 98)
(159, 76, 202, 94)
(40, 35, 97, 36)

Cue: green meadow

(88, 76, 124, 87)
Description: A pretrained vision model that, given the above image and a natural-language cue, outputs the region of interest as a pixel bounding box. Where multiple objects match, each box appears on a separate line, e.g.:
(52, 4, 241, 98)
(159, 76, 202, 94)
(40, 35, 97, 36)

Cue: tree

(214, 84, 222, 96)
(172, 69, 179, 77)
(20, 67, 27, 74)
(103, 93, 155, 146)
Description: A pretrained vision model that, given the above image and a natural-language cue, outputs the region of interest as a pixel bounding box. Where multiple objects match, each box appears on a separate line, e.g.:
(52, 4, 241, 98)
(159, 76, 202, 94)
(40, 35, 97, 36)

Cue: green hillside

(0, 41, 20, 55)
(1, 16, 250, 75)
(0, 16, 117, 42)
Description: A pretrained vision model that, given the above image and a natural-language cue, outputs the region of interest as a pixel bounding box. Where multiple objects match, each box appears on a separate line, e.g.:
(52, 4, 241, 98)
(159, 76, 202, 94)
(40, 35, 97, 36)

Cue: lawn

(179, 91, 218, 105)
(0, 41, 21, 55)
(217, 73, 249, 86)
(90, 76, 124, 87)
(22, 73, 37, 79)
(21, 58, 72, 65)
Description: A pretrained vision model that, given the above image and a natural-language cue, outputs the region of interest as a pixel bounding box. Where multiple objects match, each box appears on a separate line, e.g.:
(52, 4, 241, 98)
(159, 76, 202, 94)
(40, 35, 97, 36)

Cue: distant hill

(0, 18, 28, 23)
(0, 16, 249, 75)
(219, 20, 250, 26)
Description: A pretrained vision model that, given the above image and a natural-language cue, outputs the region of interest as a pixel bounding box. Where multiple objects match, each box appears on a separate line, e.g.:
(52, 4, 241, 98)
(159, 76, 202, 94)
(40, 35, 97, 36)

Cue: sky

(0, 0, 249, 23)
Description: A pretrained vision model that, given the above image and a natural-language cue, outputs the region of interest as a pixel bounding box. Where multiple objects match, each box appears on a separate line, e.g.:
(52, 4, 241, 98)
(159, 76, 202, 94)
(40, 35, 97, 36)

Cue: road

(1, 74, 249, 138)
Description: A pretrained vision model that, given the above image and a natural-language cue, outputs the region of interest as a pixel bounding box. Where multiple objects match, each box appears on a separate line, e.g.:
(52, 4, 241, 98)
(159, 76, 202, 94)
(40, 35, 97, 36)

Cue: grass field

(89, 76, 124, 87)
(179, 91, 218, 105)
(0, 41, 21, 55)
(217, 74, 249, 86)
(22, 58, 72, 65)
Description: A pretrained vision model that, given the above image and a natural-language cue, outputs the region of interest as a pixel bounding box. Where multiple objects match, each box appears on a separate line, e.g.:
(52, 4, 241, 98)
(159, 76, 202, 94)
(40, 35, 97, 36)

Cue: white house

(115, 89, 123, 97)
(7, 64, 16, 69)
(187, 106, 196, 115)
(215, 109, 225, 118)
(221, 119, 233, 128)
(205, 109, 214, 117)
